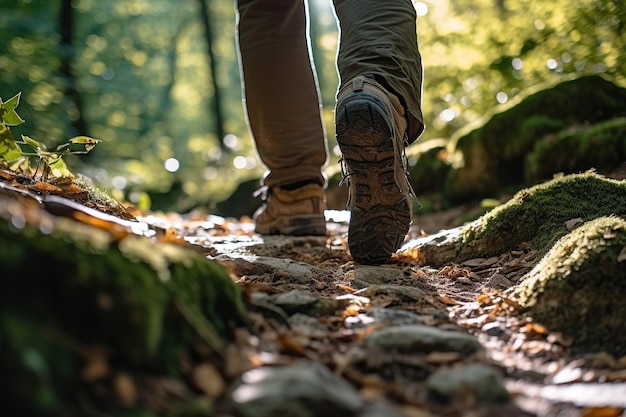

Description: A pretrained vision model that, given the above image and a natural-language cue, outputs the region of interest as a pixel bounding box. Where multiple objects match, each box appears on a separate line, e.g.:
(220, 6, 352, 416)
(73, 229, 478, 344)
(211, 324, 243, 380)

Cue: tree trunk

(198, 0, 227, 151)
(59, 0, 89, 139)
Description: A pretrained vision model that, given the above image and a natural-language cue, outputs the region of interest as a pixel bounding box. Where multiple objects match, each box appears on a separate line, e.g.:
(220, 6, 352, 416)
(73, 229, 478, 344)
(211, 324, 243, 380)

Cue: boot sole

(336, 91, 411, 264)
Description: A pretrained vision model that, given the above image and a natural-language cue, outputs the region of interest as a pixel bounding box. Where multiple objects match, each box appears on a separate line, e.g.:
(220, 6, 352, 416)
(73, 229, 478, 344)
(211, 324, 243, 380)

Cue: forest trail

(138, 205, 626, 417)
(2, 164, 626, 417)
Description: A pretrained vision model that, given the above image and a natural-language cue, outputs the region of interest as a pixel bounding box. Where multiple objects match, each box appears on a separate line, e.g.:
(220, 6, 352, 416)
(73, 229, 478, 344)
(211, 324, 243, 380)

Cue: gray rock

(363, 324, 483, 355)
(358, 400, 405, 417)
(226, 361, 364, 417)
(356, 284, 428, 303)
(427, 363, 510, 403)
(367, 307, 428, 326)
(266, 290, 345, 316)
(349, 265, 405, 286)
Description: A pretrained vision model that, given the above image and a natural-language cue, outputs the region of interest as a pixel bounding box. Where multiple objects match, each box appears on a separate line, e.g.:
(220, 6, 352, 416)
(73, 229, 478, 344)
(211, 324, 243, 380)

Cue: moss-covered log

(513, 216, 626, 355)
(403, 172, 626, 267)
(0, 196, 248, 415)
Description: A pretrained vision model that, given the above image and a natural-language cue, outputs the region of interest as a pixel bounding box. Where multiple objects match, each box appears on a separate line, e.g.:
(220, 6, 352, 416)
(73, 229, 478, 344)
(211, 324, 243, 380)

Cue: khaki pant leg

(236, 0, 328, 187)
(333, 0, 425, 142)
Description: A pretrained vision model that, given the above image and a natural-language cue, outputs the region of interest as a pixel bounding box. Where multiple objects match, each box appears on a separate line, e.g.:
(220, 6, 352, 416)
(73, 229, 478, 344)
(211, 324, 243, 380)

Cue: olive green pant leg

(333, 0, 425, 142)
(236, 0, 328, 188)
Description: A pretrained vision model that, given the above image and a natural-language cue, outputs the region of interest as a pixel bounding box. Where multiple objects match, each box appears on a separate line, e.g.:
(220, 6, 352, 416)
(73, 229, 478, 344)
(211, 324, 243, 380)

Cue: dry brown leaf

(425, 351, 462, 364)
(192, 362, 226, 398)
(113, 372, 138, 407)
(522, 322, 548, 335)
(61, 183, 90, 200)
(81, 347, 110, 382)
(157, 227, 187, 244)
(32, 181, 63, 193)
(336, 284, 356, 293)
(581, 407, 623, 417)
(73, 211, 130, 240)
(439, 294, 459, 305)
(277, 334, 309, 356)
(500, 296, 522, 310)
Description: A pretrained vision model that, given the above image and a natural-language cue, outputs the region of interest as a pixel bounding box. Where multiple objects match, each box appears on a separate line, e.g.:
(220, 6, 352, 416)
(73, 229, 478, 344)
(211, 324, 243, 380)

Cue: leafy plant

(0, 93, 101, 181)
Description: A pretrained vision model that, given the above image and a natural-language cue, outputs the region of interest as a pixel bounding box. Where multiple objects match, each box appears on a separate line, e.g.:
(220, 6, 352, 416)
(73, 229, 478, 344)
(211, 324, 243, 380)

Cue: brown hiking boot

(253, 183, 327, 236)
(335, 75, 417, 264)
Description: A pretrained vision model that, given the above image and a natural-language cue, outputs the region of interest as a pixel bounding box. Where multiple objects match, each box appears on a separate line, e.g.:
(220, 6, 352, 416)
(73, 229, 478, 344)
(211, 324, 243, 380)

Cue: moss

(406, 139, 451, 195)
(513, 216, 626, 355)
(446, 75, 626, 203)
(467, 171, 626, 256)
(405, 172, 626, 267)
(525, 118, 626, 183)
(0, 206, 248, 414)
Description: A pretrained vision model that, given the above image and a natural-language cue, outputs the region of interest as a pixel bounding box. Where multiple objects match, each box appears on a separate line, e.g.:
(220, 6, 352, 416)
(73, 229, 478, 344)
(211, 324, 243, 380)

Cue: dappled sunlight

(0, 0, 623, 212)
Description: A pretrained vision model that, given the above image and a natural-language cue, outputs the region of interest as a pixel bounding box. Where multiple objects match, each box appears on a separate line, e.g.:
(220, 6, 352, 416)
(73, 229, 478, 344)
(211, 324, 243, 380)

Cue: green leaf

(16, 135, 44, 156)
(47, 156, 73, 178)
(66, 136, 102, 154)
(1, 93, 25, 126)
(0, 124, 22, 161)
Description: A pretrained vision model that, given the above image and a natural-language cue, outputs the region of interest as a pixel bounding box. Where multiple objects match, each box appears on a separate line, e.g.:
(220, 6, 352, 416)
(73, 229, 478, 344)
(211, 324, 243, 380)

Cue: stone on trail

(363, 324, 483, 356)
(225, 361, 364, 417)
(427, 363, 510, 403)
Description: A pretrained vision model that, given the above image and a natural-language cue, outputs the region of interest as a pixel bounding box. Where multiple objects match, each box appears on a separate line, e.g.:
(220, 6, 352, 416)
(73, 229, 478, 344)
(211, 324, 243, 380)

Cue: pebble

(363, 324, 483, 355)
(427, 363, 510, 403)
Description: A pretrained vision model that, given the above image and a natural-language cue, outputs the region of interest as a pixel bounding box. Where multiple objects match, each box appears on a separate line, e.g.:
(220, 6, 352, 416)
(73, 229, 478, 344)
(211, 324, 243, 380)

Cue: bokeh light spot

(164, 158, 180, 172)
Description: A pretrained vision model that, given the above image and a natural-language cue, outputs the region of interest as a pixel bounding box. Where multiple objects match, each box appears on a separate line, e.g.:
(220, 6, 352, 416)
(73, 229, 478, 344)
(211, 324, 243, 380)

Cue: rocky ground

(2, 163, 626, 417)
(138, 204, 626, 417)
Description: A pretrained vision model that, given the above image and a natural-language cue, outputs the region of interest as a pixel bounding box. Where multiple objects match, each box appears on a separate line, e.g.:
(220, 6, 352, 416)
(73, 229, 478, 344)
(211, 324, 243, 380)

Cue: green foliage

(1, 0, 624, 211)
(0, 93, 101, 180)
(0, 93, 25, 161)
(14, 134, 101, 180)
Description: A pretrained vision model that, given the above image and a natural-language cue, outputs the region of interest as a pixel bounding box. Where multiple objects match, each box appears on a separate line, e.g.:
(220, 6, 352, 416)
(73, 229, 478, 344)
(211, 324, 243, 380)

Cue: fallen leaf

(439, 294, 459, 305)
(192, 362, 226, 398)
(113, 372, 138, 407)
(581, 407, 623, 417)
(32, 181, 62, 193)
(277, 334, 309, 356)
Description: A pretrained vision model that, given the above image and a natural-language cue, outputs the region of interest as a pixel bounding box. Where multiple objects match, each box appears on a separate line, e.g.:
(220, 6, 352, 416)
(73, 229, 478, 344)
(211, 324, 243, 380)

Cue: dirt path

(2, 163, 625, 417)
(141, 208, 626, 417)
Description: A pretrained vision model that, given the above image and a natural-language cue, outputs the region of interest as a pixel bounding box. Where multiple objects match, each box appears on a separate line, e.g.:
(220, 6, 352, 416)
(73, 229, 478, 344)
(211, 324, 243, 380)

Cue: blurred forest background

(1, 0, 624, 213)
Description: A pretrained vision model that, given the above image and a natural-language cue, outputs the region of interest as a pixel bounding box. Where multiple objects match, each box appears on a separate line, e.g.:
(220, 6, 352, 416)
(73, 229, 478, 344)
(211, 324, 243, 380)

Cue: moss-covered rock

(403, 172, 626, 267)
(0, 197, 248, 415)
(445, 76, 626, 203)
(406, 138, 451, 195)
(512, 216, 626, 355)
(525, 118, 626, 183)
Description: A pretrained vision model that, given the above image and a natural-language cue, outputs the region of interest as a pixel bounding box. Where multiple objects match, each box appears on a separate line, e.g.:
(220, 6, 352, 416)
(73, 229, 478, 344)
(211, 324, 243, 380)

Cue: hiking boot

(335, 75, 417, 264)
(253, 183, 327, 236)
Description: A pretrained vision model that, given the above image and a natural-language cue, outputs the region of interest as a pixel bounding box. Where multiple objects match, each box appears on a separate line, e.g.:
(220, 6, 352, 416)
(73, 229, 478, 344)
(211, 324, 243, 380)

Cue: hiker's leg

(333, 0, 424, 142)
(236, 0, 328, 187)
(332, 0, 425, 263)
